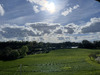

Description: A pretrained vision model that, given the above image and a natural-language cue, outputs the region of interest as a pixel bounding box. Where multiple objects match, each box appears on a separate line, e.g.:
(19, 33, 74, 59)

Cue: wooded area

(0, 40, 100, 60)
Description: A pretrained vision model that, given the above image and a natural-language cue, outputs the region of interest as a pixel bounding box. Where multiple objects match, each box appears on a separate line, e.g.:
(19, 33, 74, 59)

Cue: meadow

(0, 48, 100, 75)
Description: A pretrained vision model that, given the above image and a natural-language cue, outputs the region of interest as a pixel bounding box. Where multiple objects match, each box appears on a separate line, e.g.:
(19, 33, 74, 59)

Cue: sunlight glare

(45, 2, 56, 14)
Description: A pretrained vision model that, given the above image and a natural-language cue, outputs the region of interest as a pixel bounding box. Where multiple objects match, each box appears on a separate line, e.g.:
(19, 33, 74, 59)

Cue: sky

(0, 0, 100, 43)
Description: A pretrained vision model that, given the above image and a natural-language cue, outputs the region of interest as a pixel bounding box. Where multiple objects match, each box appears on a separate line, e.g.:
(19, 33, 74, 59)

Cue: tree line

(0, 40, 100, 60)
(78, 40, 100, 49)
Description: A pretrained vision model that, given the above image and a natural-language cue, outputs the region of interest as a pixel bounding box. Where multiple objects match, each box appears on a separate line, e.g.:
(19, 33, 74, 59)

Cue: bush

(88, 53, 97, 60)
(9, 50, 20, 60)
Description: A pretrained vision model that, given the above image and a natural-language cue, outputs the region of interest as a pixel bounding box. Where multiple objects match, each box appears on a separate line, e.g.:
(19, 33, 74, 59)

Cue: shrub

(9, 50, 20, 60)
(88, 53, 97, 60)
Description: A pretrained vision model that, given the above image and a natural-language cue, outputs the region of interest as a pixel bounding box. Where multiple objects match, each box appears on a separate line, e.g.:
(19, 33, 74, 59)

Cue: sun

(45, 2, 56, 14)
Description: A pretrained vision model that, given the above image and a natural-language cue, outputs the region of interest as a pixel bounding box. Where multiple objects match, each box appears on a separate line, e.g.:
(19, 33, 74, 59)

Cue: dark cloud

(58, 37, 65, 40)
(54, 29, 63, 34)
(27, 23, 60, 34)
(0, 26, 39, 38)
(0, 23, 63, 40)
(0, 22, 79, 41)
(64, 24, 78, 34)
(64, 27, 74, 34)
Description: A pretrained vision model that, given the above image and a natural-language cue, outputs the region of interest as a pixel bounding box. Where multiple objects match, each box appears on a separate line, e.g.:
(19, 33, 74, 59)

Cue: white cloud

(27, 0, 45, 6)
(73, 33, 100, 42)
(33, 5, 40, 13)
(61, 5, 79, 16)
(61, 7, 72, 16)
(27, 0, 56, 14)
(81, 17, 100, 33)
(73, 5, 79, 9)
(0, 4, 5, 16)
(27, 0, 47, 11)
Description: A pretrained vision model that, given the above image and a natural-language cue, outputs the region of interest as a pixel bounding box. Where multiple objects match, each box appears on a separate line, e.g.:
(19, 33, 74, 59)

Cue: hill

(0, 49, 100, 75)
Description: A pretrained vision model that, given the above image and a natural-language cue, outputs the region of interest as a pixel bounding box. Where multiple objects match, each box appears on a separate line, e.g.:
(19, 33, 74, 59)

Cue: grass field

(0, 48, 100, 75)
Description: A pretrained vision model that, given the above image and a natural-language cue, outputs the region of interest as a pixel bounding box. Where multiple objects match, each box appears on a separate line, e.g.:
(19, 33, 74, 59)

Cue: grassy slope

(0, 49, 100, 75)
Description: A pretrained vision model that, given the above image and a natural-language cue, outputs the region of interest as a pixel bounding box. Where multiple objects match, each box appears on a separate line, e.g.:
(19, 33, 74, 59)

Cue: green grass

(0, 48, 100, 75)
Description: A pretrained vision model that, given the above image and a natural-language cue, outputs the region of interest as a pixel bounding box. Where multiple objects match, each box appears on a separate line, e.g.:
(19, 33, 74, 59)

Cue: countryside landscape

(0, 49, 100, 75)
(0, 0, 100, 75)
(0, 41, 100, 75)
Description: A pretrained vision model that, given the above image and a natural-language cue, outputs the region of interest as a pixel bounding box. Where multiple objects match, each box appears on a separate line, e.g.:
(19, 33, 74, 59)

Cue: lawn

(0, 48, 100, 75)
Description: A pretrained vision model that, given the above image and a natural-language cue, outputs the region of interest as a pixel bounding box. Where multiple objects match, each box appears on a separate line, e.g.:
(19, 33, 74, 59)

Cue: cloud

(0, 22, 80, 42)
(27, 0, 56, 14)
(25, 22, 61, 35)
(61, 5, 79, 16)
(73, 33, 100, 42)
(27, 0, 45, 5)
(0, 4, 5, 16)
(54, 29, 63, 34)
(33, 5, 40, 13)
(27, 0, 46, 12)
(0, 22, 79, 42)
(0, 17, 100, 42)
(0, 22, 74, 42)
(81, 18, 100, 33)
(64, 23, 79, 34)
(0, 24, 40, 39)
(73, 5, 80, 9)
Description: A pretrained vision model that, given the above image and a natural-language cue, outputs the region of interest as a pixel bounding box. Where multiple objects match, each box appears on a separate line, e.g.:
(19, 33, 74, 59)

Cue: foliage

(0, 46, 28, 60)
(0, 40, 100, 60)
(9, 50, 20, 60)
(19, 46, 29, 58)
(79, 40, 100, 49)
(88, 53, 97, 60)
(81, 40, 94, 49)
(0, 47, 12, 60)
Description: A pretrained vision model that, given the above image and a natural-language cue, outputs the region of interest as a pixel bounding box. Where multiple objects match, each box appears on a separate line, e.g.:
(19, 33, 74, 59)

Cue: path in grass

(0, 49, 100, 75)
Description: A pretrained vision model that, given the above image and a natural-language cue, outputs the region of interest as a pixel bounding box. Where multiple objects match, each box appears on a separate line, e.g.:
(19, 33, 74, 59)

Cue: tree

(19, 46, 29, 58)
(9, 50, 20, 60)
(1, 47, 12, 60)
(27, 41, 38, 54)
(82, 40, 94, 49)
